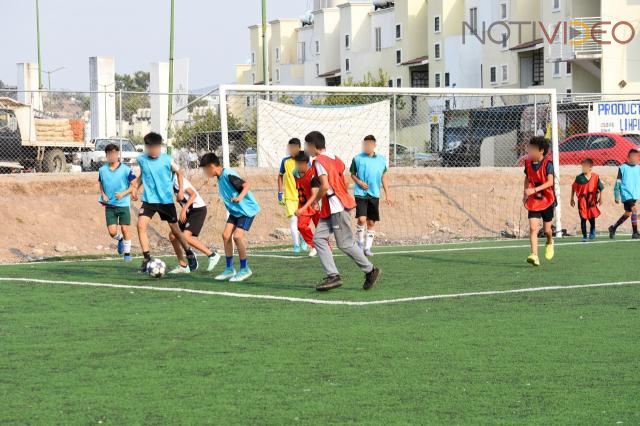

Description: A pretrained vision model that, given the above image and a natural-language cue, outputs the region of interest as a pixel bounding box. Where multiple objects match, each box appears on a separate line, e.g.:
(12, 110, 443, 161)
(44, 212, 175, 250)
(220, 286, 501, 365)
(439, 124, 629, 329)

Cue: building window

(553, 62, 561, 77)
(395, 24, 402, 40)
(396, 78, 402, 87)
(434, 43, 441, 60)
(388, 79, 393, 87)
(533, 48, 544, 85)
(246, 96, 251, 107)
(435, 73, 441, 88)
(315, 63, 320, 77)
(345, 34, 350, 49)
(411, 70, 428, 88)
(566, 61, 572, 75)
(499, 1, 508, 20)
(444, 72, 450, 87)
(251, 72, 256, 84)
(552, 0, 560, 11)
(375, 27, 382, 52)
(275, 48, 280, 62)
(434, 16, 441, 33)
(396, 49, 402, 65)
(275, 69, 280, 82)
(469, 7, 478, 35)
(315, 40, 320, 54)
(490, 66, 497, 84)
(297, 42, 306, 63)
(501, 31, 508, 50)
(345, 58, 350, 72)
(501, 64, 508, 82)
(251, 52, 256, 65)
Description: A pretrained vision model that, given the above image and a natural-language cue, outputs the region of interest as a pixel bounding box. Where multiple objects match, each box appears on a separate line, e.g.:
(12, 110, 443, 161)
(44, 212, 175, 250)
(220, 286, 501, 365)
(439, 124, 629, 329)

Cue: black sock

(185, 248, 194, 256)
(580, 218, 588, 239)
(613, 214, 629, 230)
(143, 251, 151, 260)
(589, 218, 596, 234)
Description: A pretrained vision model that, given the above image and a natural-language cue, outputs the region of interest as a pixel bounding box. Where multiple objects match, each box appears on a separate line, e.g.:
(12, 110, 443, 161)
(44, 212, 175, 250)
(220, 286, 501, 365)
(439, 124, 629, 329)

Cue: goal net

(216, 85, 560, 244)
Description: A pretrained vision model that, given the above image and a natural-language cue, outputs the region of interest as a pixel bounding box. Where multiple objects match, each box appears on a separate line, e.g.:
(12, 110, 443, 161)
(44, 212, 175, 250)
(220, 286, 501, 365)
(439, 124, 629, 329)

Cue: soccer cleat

(300, 240, 309, 252)
(117, 238, 124, 255)
(229, 267, 253, 282)
(316, 275, 343, 292)
(215, 267, 236, 281)
(364, 249, 373, 257)
(123, 254, 133, 262)
(609, 225, 616, 239)
(293, 244, 301, 254)
(527, 254, 540, 266)
(633, 233, 640, 240)
(140, 258, 150, 273)
(363, 267, 381, 291)
(581, 237, 588, 243)
(207, 253, 221, 272)
(545, 244, 555, 261)
(589, 230, 597, 240)
(169, 265, 190, 274)
(308, 248, 318, 257)
(186, 251, 199, 271)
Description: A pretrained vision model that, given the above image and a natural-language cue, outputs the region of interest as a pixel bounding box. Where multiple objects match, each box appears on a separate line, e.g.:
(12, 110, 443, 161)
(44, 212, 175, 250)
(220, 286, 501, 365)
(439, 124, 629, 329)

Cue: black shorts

(139, 202, 178, 224)
(180, 206, 207, 237)
(528, 205, 555, 223)
(355, 196, 380, 222)
(623, 200, 637, 213)
(226, 214, 255, 231)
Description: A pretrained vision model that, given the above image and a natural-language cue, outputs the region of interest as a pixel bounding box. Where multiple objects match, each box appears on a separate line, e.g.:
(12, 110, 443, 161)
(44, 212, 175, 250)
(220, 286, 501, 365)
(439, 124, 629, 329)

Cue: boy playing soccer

(304, 131, 380, 291)
(570, 158, 604, 242)
(98, 143, 136, 261)
(168, 174, 221, 274)
(293, 151, 321, 258)
(133, 132, 198, 273)
(200, 153, 261, 282)
(523, 137, 556, 267)
(609, 149, 640, 239)
(350, 134, 393, 256)
(278, 138, 306, 253)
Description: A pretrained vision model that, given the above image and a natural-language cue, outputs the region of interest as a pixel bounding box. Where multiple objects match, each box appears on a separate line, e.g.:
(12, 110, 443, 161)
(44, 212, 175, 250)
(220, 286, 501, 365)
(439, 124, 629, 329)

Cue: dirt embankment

(0, 167, 622, 263)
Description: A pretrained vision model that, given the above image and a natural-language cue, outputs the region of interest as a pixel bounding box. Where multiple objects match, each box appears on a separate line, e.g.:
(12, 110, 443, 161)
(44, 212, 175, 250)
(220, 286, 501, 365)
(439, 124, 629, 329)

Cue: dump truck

(0, 97, 89, 173)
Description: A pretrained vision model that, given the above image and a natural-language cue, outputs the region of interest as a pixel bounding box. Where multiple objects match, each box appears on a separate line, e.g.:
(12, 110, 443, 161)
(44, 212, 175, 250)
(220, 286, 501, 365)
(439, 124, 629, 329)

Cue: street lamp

(43, 66, 65, 90)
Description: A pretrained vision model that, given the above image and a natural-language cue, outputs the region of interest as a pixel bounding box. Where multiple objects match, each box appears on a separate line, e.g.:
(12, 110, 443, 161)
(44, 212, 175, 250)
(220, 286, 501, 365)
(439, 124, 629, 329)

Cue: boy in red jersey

(523, 137, 556, 267)
(293, 151, 321, 258)
(570, 158, 604, 242)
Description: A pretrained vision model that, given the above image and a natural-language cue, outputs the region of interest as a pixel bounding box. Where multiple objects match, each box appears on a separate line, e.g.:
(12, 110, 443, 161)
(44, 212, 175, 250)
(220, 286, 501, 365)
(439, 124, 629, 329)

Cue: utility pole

(35, 0, 43, 89)
(167, 0, 175, 137)
(261, 0, 269, 86)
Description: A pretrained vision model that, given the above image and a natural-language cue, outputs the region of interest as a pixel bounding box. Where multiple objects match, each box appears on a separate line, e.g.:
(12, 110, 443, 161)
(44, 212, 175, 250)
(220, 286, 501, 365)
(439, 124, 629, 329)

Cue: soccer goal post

(218, 84, 562, 243)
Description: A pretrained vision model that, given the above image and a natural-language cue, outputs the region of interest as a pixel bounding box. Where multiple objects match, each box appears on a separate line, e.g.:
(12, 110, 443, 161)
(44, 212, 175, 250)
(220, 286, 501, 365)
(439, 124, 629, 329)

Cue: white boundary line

(0, 277, 638, 306)
(0, 238, 634, 266)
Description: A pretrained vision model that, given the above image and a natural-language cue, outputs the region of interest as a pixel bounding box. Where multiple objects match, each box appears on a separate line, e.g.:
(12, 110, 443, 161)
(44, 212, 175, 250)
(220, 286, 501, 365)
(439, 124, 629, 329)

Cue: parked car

(518, 133, 640, 166)
(244, 147, 257, 167)
(81, 138, 140, 171)
(389, 143, 433, 167)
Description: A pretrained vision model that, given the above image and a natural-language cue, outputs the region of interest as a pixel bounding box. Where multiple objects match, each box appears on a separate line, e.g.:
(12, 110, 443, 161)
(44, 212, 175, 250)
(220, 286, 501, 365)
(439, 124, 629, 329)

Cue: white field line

(0, 277, 639, 306)
(0, 238, 634, 266)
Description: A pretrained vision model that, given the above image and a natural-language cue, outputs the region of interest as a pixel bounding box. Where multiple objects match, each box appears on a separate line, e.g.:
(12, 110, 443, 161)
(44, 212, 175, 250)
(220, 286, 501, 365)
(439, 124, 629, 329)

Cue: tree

(318, 69, 390, 106)
(115, 71, 151, 121)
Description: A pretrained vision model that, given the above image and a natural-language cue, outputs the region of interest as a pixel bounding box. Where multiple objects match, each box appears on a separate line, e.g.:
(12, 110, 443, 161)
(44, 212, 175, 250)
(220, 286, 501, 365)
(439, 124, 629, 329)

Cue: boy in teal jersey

(200, 152, 261, 282)
(609, 149, 640, 239)
(350, 135, 393, 257)
(132, 132, 198, 273)
(98, 143, 136, 261)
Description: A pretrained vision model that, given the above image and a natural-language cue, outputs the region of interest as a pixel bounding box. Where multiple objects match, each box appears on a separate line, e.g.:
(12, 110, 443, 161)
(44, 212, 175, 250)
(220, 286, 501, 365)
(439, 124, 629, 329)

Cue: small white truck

(81, 138, 141, 171)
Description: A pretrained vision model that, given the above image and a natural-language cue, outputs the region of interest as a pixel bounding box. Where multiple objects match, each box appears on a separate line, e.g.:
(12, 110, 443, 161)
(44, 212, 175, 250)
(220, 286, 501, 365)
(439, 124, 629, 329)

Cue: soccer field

(1, 238, 639, 424)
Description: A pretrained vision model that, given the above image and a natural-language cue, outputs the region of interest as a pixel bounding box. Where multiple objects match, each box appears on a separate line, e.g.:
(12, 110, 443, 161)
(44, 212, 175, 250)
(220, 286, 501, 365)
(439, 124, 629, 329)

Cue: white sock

(356, 225, 366, 245)
(112, 233, 123, 241)
(365, 230, 376, 250)
(123, 240, 132, 254)
(289, 215, 300, 246)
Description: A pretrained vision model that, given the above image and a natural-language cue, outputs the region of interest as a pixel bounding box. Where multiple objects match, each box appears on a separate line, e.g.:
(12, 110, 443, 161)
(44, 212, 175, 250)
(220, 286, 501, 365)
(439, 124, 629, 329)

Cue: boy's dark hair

(305, 131, 326, 150)
(628, 149, 639, 156)
(144, 132, 164, 145)
(364, 135, 377, 143)
(104, 143, 119, 153)
(288, 138, 301, 147)
(294, 151, 310, 163)
(528, 136, 550, 155)
(199, 152, 221, 167)
(581, 158, 594, 166)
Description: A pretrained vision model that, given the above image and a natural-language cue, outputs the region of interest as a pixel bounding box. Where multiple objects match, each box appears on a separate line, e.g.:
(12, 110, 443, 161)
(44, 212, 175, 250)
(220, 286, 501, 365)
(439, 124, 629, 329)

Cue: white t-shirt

(173, 175, 206, 209)
(314, 151, 345, 214)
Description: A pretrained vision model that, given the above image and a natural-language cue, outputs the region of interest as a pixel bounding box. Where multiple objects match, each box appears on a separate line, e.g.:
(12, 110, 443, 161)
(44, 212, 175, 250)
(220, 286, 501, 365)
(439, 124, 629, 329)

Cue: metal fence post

(550, 90, 562, 237)
(219, 85, 231, 168)
(118, 90, 123, 160)
(393, 93, 397, 167)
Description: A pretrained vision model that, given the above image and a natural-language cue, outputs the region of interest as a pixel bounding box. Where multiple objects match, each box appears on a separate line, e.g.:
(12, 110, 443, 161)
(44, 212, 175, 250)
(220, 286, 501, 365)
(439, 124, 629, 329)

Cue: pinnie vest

(313, 154, 356, 219)
(572, 173, 601, 219)
(295, 168, 319, 217)
(524, 157, 556, 211)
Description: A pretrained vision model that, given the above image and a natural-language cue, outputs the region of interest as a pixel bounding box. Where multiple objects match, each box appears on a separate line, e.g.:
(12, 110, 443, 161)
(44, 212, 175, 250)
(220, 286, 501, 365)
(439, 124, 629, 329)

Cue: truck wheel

(42, 148, 66, 173)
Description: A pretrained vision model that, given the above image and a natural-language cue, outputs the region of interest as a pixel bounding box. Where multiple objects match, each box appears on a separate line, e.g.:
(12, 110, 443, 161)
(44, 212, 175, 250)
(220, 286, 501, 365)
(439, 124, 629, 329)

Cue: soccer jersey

(617, 163, 640, 202)
(314, 152, 344, 214)
(137, 153, 175, 204)
(279, 156, 298, 201)
(218, 168, 261, 218)
(173, 175, 206, 209)
(350, 152, 388, 198)
(98, 163, 135, 207)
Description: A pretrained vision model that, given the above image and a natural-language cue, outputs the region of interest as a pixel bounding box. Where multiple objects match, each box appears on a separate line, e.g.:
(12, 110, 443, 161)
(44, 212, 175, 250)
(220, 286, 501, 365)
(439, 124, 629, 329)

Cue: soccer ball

(147, 258, 166, 279)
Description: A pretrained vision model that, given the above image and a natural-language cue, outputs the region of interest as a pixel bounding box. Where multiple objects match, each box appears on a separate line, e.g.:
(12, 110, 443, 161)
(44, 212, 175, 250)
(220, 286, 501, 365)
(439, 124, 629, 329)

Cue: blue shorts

(227, 214, 255, 231)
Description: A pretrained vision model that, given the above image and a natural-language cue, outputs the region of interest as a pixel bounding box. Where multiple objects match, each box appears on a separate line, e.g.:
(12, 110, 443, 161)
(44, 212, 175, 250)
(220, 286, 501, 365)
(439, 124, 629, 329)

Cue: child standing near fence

(293, 151, 320, 258)
(609, 149, 640, 239)
(570, 158, 604, 242)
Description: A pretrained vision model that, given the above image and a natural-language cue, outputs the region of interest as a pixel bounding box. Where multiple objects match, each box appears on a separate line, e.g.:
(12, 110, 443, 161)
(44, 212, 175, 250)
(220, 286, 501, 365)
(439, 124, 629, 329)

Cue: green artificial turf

(0, 238, 638, 424)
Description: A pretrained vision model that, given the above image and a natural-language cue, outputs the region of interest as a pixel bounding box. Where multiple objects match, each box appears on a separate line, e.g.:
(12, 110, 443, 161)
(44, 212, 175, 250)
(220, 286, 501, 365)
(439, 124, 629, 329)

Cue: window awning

(318, 69, 341, 78)
(401, 55, 429, 66)
(510, 38, 544, 52)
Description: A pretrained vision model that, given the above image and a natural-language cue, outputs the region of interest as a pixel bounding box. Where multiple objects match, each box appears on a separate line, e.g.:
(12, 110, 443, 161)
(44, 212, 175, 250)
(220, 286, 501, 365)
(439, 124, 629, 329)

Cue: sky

(1, 0, 312, 91)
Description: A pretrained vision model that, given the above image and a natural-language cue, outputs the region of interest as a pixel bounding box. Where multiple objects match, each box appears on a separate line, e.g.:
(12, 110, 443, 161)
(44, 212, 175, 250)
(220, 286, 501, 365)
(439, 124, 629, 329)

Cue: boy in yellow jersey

(277, 138, 306, 253)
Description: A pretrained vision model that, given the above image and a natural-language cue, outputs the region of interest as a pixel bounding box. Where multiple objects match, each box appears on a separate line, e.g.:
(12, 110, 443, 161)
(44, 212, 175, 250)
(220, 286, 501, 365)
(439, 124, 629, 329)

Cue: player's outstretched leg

(137, 215, 153, 272)
(229, 228, 252, 282)
(527, 217, 540, 266)
(168, 232, 190, 274)
(313, 218, 343, 291)
(544, 220, 554, 261)
(216, 223, 237, 281)
(333, 211, 380, 291)
(169, 222, 198, 271)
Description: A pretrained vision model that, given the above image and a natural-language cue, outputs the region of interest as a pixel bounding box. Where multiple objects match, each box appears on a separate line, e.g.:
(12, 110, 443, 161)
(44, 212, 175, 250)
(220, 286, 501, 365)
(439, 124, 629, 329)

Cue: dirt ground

(0, 167, 623, 263)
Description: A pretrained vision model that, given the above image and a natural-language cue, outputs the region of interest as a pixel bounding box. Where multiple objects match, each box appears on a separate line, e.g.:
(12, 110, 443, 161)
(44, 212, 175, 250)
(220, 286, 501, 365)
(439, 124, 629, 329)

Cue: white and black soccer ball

(147, 258, 166, 278)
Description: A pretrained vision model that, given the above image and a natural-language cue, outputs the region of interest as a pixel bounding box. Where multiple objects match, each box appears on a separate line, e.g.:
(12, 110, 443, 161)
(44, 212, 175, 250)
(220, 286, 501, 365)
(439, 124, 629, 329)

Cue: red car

(557, 133, 640, 166)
